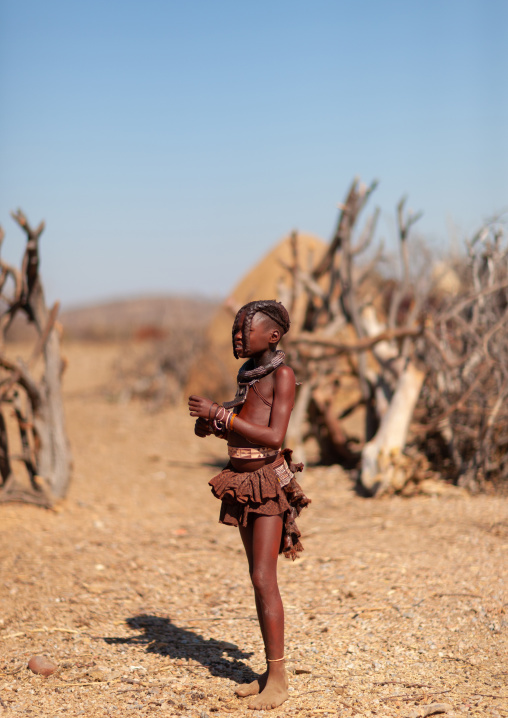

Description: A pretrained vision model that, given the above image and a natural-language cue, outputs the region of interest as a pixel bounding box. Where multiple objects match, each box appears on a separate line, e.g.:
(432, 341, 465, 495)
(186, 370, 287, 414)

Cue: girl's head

(231, 300, 290, 358)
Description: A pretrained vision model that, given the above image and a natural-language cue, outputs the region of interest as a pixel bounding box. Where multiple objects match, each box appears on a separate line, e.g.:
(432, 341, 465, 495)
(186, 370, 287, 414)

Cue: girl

(188, 300, 310, 711)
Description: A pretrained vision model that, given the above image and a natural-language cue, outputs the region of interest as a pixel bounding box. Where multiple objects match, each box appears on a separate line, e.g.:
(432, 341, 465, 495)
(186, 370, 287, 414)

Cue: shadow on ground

(104, 614, 256, 684)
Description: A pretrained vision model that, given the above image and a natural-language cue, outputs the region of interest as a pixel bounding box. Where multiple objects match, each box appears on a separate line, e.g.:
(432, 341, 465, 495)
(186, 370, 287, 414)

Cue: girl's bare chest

(235, 378, 274, 425)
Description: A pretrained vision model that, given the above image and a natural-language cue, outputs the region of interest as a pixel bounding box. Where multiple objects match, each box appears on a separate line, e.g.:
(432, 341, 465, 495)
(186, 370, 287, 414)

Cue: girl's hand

(194, 417, 212, 437)
(188, 395, 216, 420)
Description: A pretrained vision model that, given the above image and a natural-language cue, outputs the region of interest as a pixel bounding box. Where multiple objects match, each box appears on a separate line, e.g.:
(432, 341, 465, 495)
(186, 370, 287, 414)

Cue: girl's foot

(235, 671, 267, 697)
(247, 670, 288, 710)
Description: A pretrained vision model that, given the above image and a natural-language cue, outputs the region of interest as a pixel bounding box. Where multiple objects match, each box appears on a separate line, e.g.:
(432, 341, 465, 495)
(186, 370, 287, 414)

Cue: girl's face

(234, 311, 277, 358)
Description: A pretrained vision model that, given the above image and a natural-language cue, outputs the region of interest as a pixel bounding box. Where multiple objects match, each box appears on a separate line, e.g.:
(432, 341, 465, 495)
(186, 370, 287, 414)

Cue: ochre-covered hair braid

(232, 299, 291, 358)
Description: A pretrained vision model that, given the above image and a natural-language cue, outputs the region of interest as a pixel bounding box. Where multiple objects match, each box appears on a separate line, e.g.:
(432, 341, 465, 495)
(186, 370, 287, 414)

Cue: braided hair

(232, 299, 290, 359)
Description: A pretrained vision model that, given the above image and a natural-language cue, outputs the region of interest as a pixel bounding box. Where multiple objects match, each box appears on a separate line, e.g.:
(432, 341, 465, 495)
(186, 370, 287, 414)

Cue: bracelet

(213, 408, 226, 434)
(213, 421, 227, 438)
(214, 406, 238, 434)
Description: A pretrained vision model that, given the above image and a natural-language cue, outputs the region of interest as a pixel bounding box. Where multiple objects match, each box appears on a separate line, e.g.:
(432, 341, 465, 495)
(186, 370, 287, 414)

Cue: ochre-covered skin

(188, 300, 311, 710)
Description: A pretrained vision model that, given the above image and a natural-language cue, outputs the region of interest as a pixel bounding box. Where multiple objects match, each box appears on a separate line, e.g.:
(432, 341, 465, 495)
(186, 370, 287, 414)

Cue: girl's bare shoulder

(274, 364, 296, 385)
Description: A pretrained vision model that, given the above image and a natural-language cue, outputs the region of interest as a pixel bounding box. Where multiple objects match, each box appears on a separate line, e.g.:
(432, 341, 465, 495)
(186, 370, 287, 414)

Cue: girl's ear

(270, 328, 281, 344)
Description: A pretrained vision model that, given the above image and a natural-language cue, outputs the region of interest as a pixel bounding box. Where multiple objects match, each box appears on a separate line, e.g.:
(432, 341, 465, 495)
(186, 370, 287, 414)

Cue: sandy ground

(1, 342, 507, 718)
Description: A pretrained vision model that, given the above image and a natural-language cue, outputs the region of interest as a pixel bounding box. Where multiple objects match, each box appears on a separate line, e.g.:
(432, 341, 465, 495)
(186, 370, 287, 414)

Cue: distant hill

(6, 294, 220, 342)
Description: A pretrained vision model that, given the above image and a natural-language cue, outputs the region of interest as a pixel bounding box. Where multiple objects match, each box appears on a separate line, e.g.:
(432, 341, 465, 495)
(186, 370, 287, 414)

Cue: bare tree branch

(0, 211, 71, 506)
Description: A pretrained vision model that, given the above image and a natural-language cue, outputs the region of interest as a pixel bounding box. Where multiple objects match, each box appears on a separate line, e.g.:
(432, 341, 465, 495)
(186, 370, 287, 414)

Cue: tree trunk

(361, 361, 425, 495)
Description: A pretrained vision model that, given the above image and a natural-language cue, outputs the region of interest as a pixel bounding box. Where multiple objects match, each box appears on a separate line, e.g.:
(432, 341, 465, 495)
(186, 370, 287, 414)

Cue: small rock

(294, 664, 312, 674)
(28, 655, 58, 677)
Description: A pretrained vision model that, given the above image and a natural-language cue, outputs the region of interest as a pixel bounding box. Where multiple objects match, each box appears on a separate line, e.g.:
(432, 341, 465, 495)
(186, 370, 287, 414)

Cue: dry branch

(280, 180, 428, 492)
(414, 220, 508, 491)
(291, 324, 423, 356)
(0, 211, 71, 506)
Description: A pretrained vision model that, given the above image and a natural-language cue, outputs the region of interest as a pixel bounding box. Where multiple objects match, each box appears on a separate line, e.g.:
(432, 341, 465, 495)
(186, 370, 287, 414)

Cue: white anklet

(266, 656, 285, 662)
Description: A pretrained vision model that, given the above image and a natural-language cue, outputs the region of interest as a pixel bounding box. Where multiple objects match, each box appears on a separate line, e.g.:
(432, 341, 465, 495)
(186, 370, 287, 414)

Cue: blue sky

(1, 0, 507, 307)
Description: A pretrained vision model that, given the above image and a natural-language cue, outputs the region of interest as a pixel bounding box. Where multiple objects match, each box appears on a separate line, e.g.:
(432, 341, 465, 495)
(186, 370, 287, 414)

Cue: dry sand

(1, 342, 507, 717)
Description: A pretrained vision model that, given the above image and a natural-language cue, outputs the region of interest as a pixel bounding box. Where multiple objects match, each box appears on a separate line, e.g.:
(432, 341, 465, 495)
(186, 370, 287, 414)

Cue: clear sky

(1, 0, 507, 307)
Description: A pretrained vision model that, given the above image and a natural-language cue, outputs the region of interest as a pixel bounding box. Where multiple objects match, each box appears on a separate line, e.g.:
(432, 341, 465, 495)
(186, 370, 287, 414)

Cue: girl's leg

(237, 515, 277, 652)
(237, 513, 289, 710)
(236, 518, 267, 697)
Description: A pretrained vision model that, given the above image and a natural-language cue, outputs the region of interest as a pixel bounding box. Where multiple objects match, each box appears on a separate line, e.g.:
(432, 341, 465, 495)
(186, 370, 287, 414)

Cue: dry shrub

(101, 299, 218, 409)
(413, 219, 508, 492)
(110, 325, 210, 409)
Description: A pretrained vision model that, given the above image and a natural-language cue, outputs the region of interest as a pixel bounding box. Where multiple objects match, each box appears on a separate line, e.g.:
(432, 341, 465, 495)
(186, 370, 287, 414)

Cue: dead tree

(359, 197, 427, 494)
(0, 211, 72, 507)
(282, 180, 427, 494)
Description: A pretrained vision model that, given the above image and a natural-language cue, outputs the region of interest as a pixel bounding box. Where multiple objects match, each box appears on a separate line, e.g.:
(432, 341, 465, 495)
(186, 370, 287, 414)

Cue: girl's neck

(252, 348, 277, 368)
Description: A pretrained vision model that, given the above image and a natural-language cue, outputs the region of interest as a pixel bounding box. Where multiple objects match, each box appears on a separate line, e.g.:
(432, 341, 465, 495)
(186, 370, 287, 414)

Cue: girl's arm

(188, 366, 295, 449)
